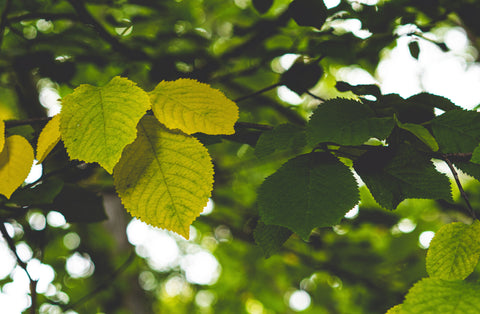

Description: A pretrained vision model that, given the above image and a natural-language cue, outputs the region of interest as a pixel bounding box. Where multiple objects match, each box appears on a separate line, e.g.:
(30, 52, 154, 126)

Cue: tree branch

(442, 156, 477, 220)
(0, 219, 38, 314)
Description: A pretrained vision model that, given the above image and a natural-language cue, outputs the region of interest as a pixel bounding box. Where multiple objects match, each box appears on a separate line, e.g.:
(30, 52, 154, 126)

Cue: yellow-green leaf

(36, 114, 61, 163)
(426, 221, 480, 280)
(385, 304, 402, 314)
(149, 79, 238, 135)
(0, 120, 4, 152)
(113, 116, 214, 239)
(0, 135, 34, 198)
(394, 115, 439, 151)
(60, 76, 151, 173)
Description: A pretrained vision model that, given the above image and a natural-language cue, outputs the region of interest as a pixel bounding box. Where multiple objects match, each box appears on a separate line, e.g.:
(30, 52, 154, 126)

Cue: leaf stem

(0, 218, 38, 313)
(234, 83, 281, 103)
(442, 156, 477, 220)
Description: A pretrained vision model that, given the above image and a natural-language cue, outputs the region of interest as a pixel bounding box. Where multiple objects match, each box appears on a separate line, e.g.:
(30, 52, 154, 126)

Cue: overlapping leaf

(307, 98, 394, 146)
(426, 221, 480, 280)
(149, 79, 238, 135)
(258, 152, 359, 240)
(114, 116, 213, 239)
(431, 110, 480, 153)
(60, 76, 151, 173)
(354, 146, 452, 209)
(0, 135, 34, 198)
(255, 124, 306, 159)
(398, 278, 480, 314)
(36, 114, 61, 163)
(254, 221, 293, 257)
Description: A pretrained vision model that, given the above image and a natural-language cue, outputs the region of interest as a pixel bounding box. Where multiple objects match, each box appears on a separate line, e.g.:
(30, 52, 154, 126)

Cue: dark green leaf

(254, 220, 293, 257)
(335, 81, 381, 98)
(408, 41, 420, 59)
(471, 144, 480, 164)
(11, 178, 64, 206)
(252, 0, 273, 14)
(288, 0, 328, 29)
(307, 98, 394, 146)
(53, 184, 107, 223)
(431, 110, 480, 153)
(255, 124, 306, 159)
(454, 161, 480, 182)
(394, 116, 439, 151)
(399, 278, 480, 314)
(407, 93, 461, 112)
(281, 61, 323, 95)
(354, 146, 452, 209)
(258, 152, 359, 240)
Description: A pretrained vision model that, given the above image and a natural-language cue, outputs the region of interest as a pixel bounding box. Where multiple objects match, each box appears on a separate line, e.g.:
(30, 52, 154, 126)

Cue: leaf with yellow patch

(60, 76, 151, 173)
(113, 116, 214, 239)
(0, 120, 4, 152)
(0, 135, 34, 198)
(149, 79, 238, 135)
(36, 114, 61, 163)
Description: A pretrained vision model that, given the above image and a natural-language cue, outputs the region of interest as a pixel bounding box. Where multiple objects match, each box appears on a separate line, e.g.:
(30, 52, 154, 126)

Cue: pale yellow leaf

(149, 78, 238, 135)
(36, 114, 61, 163)
(60, 76, 151, 173)
(114, 116, 214, 239)
(0, 135, 34, 198)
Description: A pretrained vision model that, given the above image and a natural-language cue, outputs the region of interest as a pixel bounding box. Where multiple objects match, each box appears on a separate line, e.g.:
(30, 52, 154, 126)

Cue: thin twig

(443, 156, 477, 220)
(235, 122, 273, 131)
(5, 116, 52, 128)
(0, 219, 38, 313)
(234, 83, 281, 103)
(0, 0, 13, 50)
(63, 249, 136, 311)
(306, 91, 326, 102)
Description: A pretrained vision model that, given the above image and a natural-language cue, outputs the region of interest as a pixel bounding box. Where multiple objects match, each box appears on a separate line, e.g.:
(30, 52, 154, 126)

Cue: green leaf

(471, 144, 480, 164)
(113, 116, 213, 239)
(385, 304, 402, 314)
(255, 124, 306, 159)
(53, 184, 107, 223)
(11, 178, 64, 205)
(254, 221, 293, 258)
(407, 93, 461, 112)
(258, 152, 359, 240)
(354, 146, 452, 209)
(431, 110, 480, 153)
(281, 61, 323, 95)
(335, 81, 381, 98)
(394, 116, 439, 151)
(454, 161, 480, 181)
(289, 0, 328, 29)
(60, 76, 151, 173)
(252, 0, 273, 14)
(426, 221, 480, 280)
(398, 278, 480, 314)
(307, 98, 394, 146)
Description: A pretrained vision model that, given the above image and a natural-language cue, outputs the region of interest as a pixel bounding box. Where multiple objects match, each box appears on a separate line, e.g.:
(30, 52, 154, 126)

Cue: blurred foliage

(1, 0, 480, 313)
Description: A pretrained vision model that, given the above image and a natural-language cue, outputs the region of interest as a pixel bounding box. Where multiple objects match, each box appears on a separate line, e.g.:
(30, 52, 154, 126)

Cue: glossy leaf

(307, 98, 394, 146)
(399, 278, 480, 314)
(258, 152, 359, 240)
(36, 114, 61, 163)
(354, 146, 452, 209)
(60, 76, 151, 173)
(149, 79, 238, 135)
(0, 135, 34, 199)
(114, 116, 213, 239)
(426, 221, 480, 280)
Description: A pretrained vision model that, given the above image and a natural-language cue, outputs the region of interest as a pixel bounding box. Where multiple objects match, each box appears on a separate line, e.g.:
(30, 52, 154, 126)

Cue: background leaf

(60, 76, 151, 173)
(36, 114, 61, 163)
(149, 79, 238, 135)
(398, 278, 480, 314)
(53, 184, 107, 223)
(426, 221, 480, 280)
(254, 221, 293, 257)
(11, 178, 64, 205)
(114, 116, 214, 239)
(307, 98, 394, 146)
(0, 135, 34, 199)
(354, 146, 452, 209)
(258, 152, 359, 240)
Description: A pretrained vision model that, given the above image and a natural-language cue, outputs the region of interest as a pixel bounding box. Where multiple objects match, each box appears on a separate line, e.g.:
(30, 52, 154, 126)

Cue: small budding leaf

(36, 114, 61, 163)
(426, 221, 480, 280)
(258, 152, 359, 240)
(114, 116, 214, 239)
(398, 278, 480, 314)
(60, 76, 151, 173)
(149, 79, 239, 135)
(0, 135, 34, 199)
